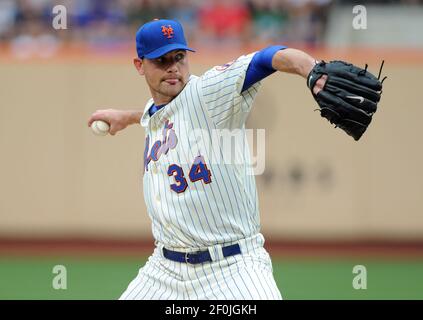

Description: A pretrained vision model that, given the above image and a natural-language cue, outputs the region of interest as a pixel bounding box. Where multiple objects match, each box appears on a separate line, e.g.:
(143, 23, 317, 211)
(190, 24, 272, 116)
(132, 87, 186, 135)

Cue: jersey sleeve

(199, 53, 260, 129)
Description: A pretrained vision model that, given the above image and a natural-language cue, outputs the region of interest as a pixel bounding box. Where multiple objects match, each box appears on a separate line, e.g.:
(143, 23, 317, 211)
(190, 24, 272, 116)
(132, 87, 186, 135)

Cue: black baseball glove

(307, 60, 386, 141)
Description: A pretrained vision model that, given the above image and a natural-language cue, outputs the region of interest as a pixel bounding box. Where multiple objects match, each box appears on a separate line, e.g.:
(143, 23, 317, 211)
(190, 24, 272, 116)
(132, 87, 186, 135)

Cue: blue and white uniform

(120, 46, 285, 300)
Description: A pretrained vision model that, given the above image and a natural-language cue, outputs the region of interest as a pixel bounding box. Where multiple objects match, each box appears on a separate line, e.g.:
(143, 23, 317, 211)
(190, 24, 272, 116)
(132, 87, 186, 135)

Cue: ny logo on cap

(161, 25, 174, 39)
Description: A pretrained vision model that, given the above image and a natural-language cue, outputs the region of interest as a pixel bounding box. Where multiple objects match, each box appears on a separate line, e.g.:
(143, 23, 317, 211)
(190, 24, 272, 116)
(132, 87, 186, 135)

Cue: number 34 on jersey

(144, 119, 212, 194)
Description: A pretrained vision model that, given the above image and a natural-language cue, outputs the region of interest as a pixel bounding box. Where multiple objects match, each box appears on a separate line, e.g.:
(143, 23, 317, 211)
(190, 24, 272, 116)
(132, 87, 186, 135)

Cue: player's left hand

(307, 60, 386, 141)
(312, 75, 328, 95)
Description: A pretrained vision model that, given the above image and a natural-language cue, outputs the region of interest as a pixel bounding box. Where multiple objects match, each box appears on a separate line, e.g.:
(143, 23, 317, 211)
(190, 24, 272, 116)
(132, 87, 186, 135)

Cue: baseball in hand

(91, 120, 110, 136)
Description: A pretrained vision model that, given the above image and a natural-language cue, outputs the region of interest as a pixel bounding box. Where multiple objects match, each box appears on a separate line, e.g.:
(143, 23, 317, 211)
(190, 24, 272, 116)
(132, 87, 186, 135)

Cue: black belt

(163, 243, 241, 264)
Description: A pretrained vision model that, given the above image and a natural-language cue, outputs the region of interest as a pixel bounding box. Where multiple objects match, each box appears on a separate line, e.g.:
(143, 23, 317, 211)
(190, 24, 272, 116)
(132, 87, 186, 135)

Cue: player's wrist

(127, 110, 143, 125)
(302, 58, 318, 79)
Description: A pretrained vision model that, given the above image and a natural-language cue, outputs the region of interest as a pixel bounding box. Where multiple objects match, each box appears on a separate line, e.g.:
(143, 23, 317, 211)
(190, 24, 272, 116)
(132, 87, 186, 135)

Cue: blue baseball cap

(136, 19, 195, 59)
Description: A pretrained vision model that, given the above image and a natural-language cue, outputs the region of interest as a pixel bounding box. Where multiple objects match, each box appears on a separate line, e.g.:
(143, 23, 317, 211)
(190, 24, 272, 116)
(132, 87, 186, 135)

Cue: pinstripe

(153, 260, 176, 300)
(132, 261, 159, 300)
(148, 156, 165, 242)
(263, 264, 282, 300)
(203, 261, 228, 299)
(185, 95, 235, 239)
(214, 104, 242, 127)
(167, 261, 179, 300)
(195, 82, 257, 236)
(172, 108, 209, 246)
(264, 272, 280, 300)
(183, 95, 226, 243)
(179, 96, 221, 244)
(212, 257, 234, 299)
(122, 52, 285, 300)
(120, 272, 138, 299)
(172, 110, 207, 245)
(250, 247, 280, 299)
(193, 264, 219, 299)
(178, 261, 183, 300)
(159, 259, 176, 300)
(165, 96, 216, 246)
(201, 65, 245, 84)
(181, 90, 235, 239)
(155, 267, 170, 300)
(233, 88, 261, 235)
(187, 87, 244, 239)
(123, 271, 146, 299)
(203, 82, 235, 97)
(218, 254, 238, 299)
(224, 258, 246, 299)
(233, 256, 254, 299)
(240, 254, 262, 297)
(191, 83, 251, 237)
(144, 163, 161, 241)
(136, 262, 165, 300)
(210, 100, 240, 120)
(257, 270, 272, 299)
(242, 87, 261, 232)
(203, 90, 234, 105)
(249, 264, 271, 299)
(181, 94, 227, 243)
(119, 278, 134, 299)
(192, 265, 210, 299)
(144, 273, 167, 300)
(242, 133, 253, 213)
(139, 255, 168, 300)
(199, 263, 219, 299)
(181, 91, 240, 240)
(124, 261, 154, 300)
(185, 264, 200, 300)
(182, 278, 186, 300)
(207, 97, 232, 112)
(158, 105, 199, 246)
(153, 155, 174, 244)
(149, 271, 172, 300)
(254, 251, 276, 299)
(204, 80, 255, 118)
(159, 175, 189, 246)
(125, 263, 157, 299)
(158, 169, 193, 245)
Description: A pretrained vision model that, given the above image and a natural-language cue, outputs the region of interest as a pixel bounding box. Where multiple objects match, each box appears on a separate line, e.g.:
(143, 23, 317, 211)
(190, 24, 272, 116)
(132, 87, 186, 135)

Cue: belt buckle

(185, 252, 192, 264)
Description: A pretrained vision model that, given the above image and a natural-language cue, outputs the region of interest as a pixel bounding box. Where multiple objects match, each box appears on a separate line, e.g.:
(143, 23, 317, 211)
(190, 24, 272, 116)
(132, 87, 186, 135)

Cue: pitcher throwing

(88, 19, 384, 300)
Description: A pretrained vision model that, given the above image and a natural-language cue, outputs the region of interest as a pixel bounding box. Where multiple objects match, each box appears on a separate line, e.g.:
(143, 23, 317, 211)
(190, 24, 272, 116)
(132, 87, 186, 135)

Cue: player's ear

(133, 58, 145, 76)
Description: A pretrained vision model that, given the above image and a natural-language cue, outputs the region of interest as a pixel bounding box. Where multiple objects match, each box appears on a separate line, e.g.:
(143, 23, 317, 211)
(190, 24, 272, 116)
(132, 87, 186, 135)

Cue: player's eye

(175, 53, 185, 62)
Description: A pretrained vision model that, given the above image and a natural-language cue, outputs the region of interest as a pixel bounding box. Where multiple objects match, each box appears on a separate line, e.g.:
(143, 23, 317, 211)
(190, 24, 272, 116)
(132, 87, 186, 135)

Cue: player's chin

(161, 81, 183, 96)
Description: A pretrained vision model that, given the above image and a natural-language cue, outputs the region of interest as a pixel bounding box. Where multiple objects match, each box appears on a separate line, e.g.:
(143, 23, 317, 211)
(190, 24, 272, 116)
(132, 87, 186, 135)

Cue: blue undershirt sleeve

(241, 45, 287, 93)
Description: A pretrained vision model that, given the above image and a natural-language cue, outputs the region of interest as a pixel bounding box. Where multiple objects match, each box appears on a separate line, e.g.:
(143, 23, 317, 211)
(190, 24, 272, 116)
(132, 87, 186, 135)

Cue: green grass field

(1, 255, 422, 300)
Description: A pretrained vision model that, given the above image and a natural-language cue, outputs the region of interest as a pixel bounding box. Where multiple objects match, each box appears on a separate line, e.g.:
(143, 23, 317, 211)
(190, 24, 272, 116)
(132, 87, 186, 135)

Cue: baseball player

(88, 19, 383, 300)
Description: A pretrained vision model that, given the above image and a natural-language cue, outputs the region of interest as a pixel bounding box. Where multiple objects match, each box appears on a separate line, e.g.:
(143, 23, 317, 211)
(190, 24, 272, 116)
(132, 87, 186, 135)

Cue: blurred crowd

(0, 0, 334, 57)
(0, 0, 421, 58)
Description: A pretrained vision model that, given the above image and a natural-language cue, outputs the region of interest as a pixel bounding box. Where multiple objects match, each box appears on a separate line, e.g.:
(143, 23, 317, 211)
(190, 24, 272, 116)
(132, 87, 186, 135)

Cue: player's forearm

(126, 110, 143, 125)
(272, 48, 317, 79)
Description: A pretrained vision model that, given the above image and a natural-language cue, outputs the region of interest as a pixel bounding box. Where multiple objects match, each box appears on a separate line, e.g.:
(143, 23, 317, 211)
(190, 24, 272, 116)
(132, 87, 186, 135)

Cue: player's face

(134, 50, 190, 104)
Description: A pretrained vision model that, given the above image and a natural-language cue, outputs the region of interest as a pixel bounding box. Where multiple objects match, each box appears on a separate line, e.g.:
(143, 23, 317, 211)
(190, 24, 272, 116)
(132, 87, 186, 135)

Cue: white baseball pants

(119, 234, 282, 300)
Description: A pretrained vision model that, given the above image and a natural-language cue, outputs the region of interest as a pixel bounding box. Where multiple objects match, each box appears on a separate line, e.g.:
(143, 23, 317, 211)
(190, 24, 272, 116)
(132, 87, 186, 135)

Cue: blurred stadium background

(1, 0, 423, 299)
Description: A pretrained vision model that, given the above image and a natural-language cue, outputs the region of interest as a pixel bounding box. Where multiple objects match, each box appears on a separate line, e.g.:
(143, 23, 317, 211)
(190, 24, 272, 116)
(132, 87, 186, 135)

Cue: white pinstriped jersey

(141, 53, 261, 249)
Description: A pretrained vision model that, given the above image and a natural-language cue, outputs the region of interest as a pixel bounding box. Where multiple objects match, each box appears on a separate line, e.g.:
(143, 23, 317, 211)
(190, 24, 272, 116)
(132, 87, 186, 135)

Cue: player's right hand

(88, 109, 137, 135)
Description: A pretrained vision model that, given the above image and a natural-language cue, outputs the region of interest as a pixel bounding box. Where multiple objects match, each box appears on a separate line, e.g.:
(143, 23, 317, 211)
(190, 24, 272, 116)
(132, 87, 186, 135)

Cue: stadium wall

(0, 50, 421, 241)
